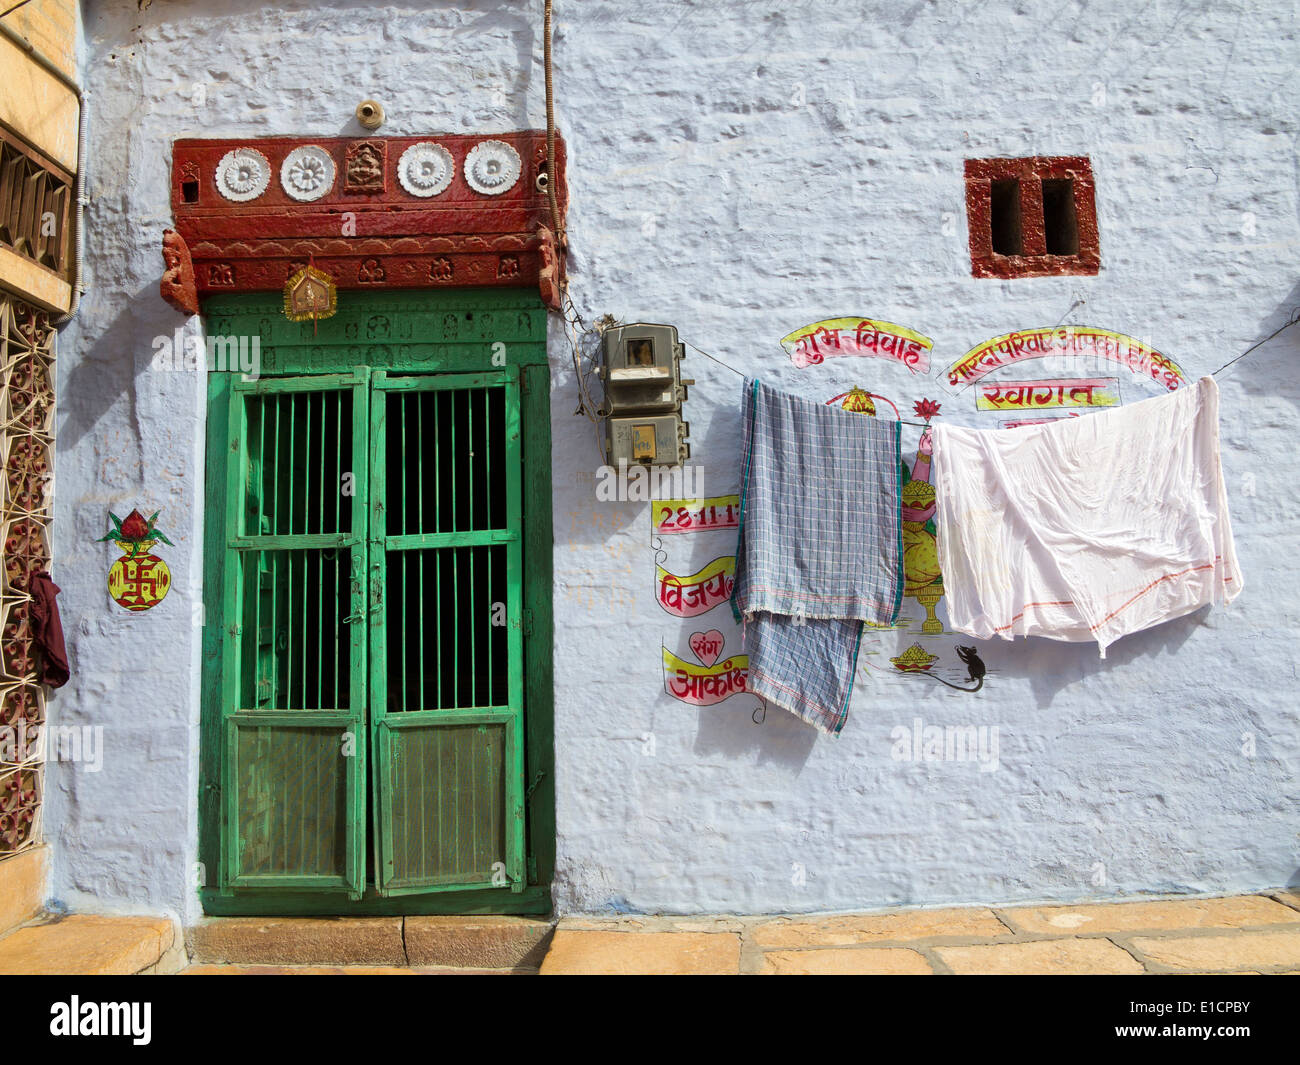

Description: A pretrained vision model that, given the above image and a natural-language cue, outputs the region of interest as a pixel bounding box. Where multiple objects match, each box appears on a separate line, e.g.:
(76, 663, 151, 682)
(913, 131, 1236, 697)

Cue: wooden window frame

(965, 156, 1100, 279)
(0, 126, 74, 282)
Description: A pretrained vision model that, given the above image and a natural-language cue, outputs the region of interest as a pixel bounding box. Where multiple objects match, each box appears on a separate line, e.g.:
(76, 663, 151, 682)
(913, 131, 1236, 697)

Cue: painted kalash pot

(98, 509, 174, 611)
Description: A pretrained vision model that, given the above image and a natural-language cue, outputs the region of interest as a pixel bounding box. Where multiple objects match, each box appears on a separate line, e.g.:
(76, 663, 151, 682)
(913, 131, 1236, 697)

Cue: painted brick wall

(50, 0, 1300, 923)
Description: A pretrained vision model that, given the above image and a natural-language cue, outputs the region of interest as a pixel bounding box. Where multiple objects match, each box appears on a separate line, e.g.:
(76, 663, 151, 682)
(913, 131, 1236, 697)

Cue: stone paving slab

(1272, 891, 1300, 913)
(760, 947, 932, 975)
(751, 907, 1011, 948)
(557, 914, 745, 934)
(0, 914, 176, 975)
(184, 963, 523, 975)
(539, 893, 1299, 975)
(934, 937, 1146, 975)
(1126, 930, 1300, 973)
(999, 895, 1300, 936)
(540, 929, 742, 975)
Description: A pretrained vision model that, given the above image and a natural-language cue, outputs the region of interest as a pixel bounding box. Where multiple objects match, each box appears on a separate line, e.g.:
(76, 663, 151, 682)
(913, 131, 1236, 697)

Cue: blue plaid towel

(733, 379, 903, 734)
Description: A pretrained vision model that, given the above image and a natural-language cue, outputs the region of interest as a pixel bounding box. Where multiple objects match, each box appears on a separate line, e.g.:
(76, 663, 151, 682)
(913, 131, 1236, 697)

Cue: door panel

(378, 714, 515, 888)
(229, 719, 352, 882)
(220, 371, 370, 897)
(369, 370, 526, 896)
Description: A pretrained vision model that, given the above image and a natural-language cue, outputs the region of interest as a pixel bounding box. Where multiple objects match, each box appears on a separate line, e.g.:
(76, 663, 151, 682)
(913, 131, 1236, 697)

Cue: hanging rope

(543, 0, 563, 249)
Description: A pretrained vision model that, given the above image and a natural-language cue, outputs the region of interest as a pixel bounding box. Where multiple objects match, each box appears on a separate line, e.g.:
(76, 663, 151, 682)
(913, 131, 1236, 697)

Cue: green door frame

(198, 289, 554, 916)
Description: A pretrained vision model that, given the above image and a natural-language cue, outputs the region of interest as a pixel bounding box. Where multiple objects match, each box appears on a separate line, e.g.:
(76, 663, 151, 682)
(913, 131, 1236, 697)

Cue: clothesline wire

(1207, 310, 1300, 378)
(683, 340, 932, 428)
(684, 310, 1300, 426)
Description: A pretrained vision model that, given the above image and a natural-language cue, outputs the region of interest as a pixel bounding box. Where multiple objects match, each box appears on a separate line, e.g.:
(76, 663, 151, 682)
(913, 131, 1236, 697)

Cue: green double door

(216, 367, 526, 900)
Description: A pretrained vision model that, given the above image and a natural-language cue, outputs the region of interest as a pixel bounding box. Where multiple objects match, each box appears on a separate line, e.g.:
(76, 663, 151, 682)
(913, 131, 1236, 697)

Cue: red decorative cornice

(163, 132, 567, 315)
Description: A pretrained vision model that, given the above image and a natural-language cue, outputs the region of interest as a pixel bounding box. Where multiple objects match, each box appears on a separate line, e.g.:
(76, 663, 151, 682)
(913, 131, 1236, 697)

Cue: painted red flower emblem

(914, 398, 942, 421)
(119, 510, 149, 541)
(97, 508, 175, 556)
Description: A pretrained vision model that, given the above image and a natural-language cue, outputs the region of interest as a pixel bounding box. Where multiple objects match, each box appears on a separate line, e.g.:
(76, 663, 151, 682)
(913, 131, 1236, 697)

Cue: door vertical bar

(254, 398, 266, 709)
(434, 392, 442, 710)
(285, 396, 296, 709)
(317, 391, 325, 710)
(486, 392, 494, 704)
(347, 366, 371, 898)
(221, 387, 247, 889)
(503, 369, 525, 886)
(417, 392, 425, 712)
(473, 390, 483, 707)
(367, 370, 389, 893)
(399, 391, 408, 715)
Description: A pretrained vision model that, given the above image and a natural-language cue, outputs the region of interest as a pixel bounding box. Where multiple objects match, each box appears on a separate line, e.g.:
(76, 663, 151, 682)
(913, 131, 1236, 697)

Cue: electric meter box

(600, 322, 692, 468)
(605, 414, 690, 468)
(601, 323, 688, 414)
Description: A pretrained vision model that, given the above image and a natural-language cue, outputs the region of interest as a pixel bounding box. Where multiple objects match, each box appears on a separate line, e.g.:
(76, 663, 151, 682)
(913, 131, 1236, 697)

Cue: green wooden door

(220, 371, 371, 898)
(368, 370, 526, 895)
(200, 288, 553, 915)
(213, 365, 528, 902)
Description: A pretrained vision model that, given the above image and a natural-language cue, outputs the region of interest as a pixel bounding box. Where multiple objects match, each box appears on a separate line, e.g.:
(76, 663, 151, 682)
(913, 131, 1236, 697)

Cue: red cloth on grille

(28, 570, 69, 688)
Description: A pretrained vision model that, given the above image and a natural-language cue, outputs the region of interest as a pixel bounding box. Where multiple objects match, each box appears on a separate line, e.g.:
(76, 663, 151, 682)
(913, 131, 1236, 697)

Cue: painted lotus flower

(914, 398, 942, 421)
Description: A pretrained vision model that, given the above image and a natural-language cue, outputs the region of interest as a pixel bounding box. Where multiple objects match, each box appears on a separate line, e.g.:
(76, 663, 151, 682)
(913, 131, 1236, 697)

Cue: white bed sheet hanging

(931, 376, 1242, 657)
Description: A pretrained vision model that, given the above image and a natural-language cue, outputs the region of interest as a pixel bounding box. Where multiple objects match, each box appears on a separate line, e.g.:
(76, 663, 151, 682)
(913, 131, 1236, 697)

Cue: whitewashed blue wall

(50, 0, 1299, 923)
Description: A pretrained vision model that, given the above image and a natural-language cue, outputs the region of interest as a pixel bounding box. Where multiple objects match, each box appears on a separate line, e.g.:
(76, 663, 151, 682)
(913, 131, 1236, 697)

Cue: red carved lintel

(165, 133, 568, 312)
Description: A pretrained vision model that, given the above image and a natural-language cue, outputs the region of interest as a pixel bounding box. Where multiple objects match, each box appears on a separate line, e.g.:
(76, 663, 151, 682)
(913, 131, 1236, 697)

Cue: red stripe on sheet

(989, 557, 1228, 634)
(1088, 560, 1222, 631)
(992, 601, 1075, 633)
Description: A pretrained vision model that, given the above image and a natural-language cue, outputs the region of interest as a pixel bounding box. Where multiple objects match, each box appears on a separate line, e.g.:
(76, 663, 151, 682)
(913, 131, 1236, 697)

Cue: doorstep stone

(760, 947, 932, 975)
(539, 930, 742, 975)
(751, 907, 1010, 949)
(934, 938, 1145, 975)
(0, 914, 175, 975)
(1127, 930, 1300, 972)
(186, 917, 405, 966)
(1001, 895, 1300, 936)
(404, 916, 554, 969)
(0, 846, 47, 936)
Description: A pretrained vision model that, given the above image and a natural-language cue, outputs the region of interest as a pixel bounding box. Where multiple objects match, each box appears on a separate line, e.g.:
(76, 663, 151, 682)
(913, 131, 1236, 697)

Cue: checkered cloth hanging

(733, 379, 904, 734)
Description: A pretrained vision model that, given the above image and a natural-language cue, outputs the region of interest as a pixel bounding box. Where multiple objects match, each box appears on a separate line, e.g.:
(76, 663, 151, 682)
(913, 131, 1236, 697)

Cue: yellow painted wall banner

(976, 376, 1120, 411)
(662, 647, 750, 705)
(946, 327, 1187, 392)
(781, 318, 933, 372)
(652, 495, 740, 535)
(656, 555, 735, 618)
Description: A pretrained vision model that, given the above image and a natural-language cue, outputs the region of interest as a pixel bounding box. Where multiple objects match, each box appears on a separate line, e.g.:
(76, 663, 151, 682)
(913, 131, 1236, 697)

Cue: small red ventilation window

(965, 156, 1099, 279)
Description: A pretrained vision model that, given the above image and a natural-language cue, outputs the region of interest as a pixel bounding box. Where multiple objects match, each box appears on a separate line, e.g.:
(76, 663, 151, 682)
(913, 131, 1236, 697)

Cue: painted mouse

(907, 645, 986, 692)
